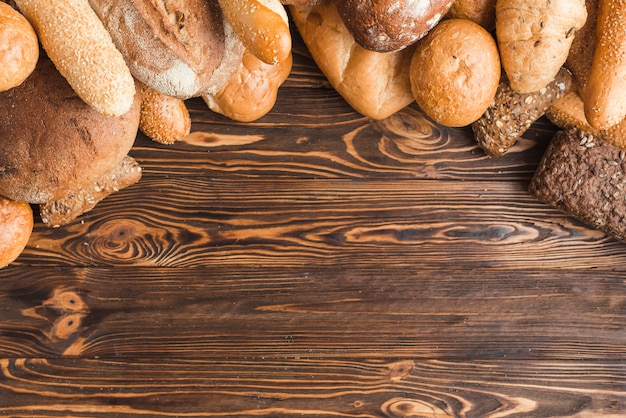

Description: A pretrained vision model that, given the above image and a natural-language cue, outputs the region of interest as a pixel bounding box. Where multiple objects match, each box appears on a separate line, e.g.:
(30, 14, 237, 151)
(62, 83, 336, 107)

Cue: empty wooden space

(1, 33, 625, 417)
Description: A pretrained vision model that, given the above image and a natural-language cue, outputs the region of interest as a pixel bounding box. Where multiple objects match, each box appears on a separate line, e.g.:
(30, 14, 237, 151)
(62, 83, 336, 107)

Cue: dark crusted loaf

(529, 128, 626, 242)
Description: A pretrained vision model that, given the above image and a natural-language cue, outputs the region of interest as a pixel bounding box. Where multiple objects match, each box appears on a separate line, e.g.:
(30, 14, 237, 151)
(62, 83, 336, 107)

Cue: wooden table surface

(1, 30, 626, 417)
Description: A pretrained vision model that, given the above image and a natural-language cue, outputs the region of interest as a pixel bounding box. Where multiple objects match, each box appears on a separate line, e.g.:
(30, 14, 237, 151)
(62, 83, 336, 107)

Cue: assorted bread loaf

(2, 0, 626, 266)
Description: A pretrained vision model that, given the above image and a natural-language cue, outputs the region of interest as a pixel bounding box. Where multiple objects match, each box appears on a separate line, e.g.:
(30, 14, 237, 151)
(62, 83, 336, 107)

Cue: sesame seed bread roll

(583, 0, 626, 130)
(218, 0, 291, 65)
(14, 0, 135, 117)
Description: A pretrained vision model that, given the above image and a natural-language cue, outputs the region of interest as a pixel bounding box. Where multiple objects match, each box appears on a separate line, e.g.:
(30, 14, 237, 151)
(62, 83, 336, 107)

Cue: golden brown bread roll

(0, 196, 33, 269)
(203, 49, 293, 122)
(15, 0, 136, 117)
(0, 2, 38, 92)
(409, 18, 500, 127)
(290, 2, 415, 120)
(334, 0, 455, 52)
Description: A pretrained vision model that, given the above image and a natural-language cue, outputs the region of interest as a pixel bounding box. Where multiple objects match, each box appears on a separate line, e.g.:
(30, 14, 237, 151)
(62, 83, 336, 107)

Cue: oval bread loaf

(14, 0, 136, 117)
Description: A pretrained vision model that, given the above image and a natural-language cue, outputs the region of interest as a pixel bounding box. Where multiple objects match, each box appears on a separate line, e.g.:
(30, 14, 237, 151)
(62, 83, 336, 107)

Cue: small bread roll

(410, 18, 500, 127)
(203, 49, 292, 122)
(139, 82, 191, 145)
(0, 196, 33, 269)
(0, 2, 38, 92)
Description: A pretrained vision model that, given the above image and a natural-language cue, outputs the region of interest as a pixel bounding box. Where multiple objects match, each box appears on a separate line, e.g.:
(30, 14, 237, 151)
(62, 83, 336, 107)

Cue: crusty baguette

(289, 2, 415, 120)
(203, 49, 292, 122)
(138, 82, 191, 145)
(218, 0, 291, 65)
(14, 0, 135, 117)
(583, 0, 626, 130)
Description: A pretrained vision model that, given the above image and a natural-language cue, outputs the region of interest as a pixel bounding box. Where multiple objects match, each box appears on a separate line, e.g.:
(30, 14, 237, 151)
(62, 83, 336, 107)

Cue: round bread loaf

(89, 0, 244, 100)
(409, 18, 500, 127)
(0, 2, 38, 92)
(335, 0, 455, 52)
(0, 56, 141, 204)
(0, 196, 33, 269)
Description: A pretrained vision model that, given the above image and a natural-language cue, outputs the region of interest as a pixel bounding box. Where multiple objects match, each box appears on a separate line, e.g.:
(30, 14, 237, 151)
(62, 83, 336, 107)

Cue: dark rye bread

(0, 55, 141, 204)
(529, 128, 626, 242)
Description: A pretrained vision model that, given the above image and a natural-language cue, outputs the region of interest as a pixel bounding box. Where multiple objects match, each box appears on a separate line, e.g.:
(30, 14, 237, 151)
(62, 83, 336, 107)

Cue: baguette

(582, 0, 626, 130)
(14, 0, 135, 117)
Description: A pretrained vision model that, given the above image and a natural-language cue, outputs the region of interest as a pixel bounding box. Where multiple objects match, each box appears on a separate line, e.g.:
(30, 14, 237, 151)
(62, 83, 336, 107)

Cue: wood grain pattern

(0, 27, 625, 417)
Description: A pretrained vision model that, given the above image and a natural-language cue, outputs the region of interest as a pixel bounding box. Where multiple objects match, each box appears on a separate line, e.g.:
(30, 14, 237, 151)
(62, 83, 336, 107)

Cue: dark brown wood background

(1, 29, 625, 417)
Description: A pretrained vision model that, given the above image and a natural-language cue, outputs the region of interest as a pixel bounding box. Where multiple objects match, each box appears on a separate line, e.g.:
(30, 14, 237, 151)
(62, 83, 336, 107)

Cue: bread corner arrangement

(0, 0, 624, 268)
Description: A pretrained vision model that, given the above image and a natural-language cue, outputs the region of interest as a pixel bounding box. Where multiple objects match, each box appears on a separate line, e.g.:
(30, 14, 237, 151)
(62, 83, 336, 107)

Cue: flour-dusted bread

(530, 128, 626, 242)
(290, 2, 415, 120)
(0, 56, 141, 204)
(89, 0, 244, 100)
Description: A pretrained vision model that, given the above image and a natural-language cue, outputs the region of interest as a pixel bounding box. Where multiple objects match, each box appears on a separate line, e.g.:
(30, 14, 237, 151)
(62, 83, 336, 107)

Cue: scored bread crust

(89, 0, 244, 99)
(290, 2, 415, 120)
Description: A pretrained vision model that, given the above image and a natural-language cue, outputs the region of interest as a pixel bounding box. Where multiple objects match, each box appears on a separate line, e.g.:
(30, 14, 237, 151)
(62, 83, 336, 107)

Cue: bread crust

(410, 18, 500, 127)
(15, 0, 136, 116)
(0, 56, 141, 204)
(0, 196, 32, 269)
(89, 0, 244, 99)
(0, 2, 38, 92)
(335, 0, 455, 52)
(290, 2, 415, 120)
(139, 82, 191, 144)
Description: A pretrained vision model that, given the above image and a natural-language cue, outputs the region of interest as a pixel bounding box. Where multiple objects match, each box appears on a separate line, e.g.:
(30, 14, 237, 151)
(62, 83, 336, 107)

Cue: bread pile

(1, 0, 626, 267)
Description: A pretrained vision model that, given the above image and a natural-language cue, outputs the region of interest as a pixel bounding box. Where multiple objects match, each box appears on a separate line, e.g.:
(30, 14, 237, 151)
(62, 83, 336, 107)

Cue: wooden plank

(129, 99, 557, 181)
(0, 267, 624, 360)
(14, 177, 626, 269)
(0, 357, 624, 417)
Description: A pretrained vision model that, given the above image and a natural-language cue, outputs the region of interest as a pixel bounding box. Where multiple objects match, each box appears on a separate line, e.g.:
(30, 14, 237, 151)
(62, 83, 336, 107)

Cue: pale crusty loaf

(0, 55, 141, 204)
(496, 0, 587, 94)
(0, 2, 38, 92)
(89, 0, 244, 100)
(15, 0, 136, 116)
(290, 2, 415, 120)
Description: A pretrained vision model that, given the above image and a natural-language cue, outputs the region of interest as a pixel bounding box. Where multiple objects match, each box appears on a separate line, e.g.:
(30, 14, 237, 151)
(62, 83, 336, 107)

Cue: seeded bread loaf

(472, 67, 572, 157)
(0, 195, 33, 268)
(529, 128, 626, 242)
